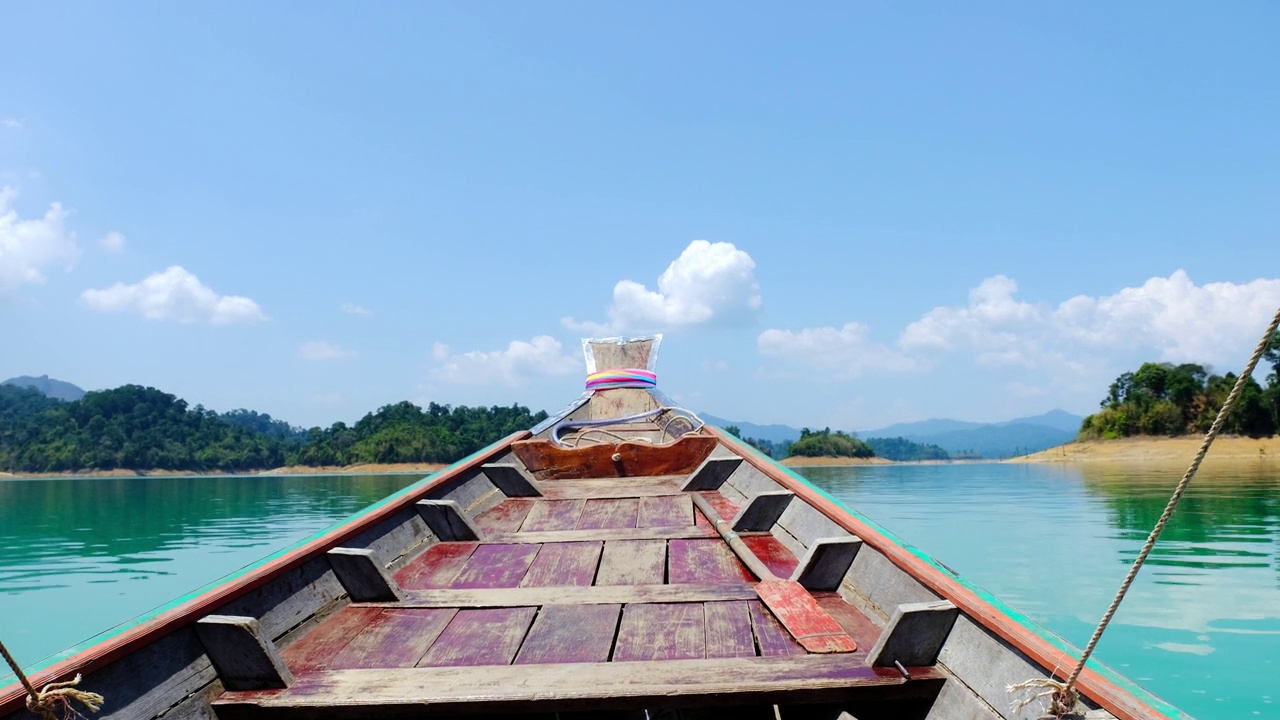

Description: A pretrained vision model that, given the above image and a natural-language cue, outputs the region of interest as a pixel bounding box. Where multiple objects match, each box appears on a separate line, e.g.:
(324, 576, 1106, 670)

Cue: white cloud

(758, 322, 918, 379)
(0, 186, 80, 294)
(81, 265, 267, 325)
(100, 231, 126, 252)
(1, 119, 20, 129)
(298, 341, 355, 361)
(341, 302, 372, 316)
(431, 336, 579, 386)
(563, 240, 762, 334)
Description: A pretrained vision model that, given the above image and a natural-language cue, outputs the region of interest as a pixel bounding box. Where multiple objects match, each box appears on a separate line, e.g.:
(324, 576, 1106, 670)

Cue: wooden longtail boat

(1, 336, 1190, 720)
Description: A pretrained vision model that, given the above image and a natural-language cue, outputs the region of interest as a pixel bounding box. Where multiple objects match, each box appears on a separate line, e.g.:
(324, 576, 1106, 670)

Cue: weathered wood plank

(741, 534, 800, 579)
(703, 601, 756, 659)
(668, 538, 753, 584)
(776, 500, 846, 550)
(749, 600, 806, 657)
(280, 606, 381, 673)
(514, 604, 622, 665)
(867, 600, 958, 668)
(512, 436, 717, 480)
(473, 498, 535, 534)
(613, 602, 705, 661)
(937, 615, 1061, 720)
(520, 499, 587, 532)
(637, 494, 693, 527)
(340, 509, 431, 573)
(730, 490, 795, 532)
(575, 497, 639, 530)
(843, 548, 942, 623)
(594, 538, 667, 586)
(538, 475, 685, 500)
(219, 558, 347, 643)
(813, 593, 883, 652)
(481, 462, 543, 497)
(372, 583, 758, 609)
(723, 462, 783, 497)
(682, 456, 744, 491)
(520, 541, 603, 587)
(793, 537, 863, 591)
(418, 607, 538, 667)
(214, 656, 944, 718)
(449, 543, 540, 588)
(330, 609, 457, 670)
(755, 579, 857, 654)
(698, 491, 741, 524)
(414, 500, 483, 542)
(326, 548, 403, 602)
(194, 616, 293, 691)
(488, 525, 715, 544)
(392, 542, 477, 590)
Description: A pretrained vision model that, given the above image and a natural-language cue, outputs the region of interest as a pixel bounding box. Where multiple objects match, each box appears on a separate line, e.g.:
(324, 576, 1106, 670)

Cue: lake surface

(1, 465, 1276, 718)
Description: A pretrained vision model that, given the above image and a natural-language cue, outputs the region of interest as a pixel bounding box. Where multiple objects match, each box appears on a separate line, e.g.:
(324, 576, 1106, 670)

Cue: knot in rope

(585, 368, 656, 391)
(1, 638, 103, 720)
(1007, 678, 1080, 718)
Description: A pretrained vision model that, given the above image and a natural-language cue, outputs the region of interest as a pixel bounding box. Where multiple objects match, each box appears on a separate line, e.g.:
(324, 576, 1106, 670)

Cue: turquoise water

(2, 466, 1276, 717)
(796, 462, 1280, 719)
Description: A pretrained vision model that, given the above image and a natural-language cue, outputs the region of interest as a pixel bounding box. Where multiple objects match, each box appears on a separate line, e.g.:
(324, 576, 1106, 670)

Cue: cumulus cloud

(431, 336, 579, 386)
(0, 186, 80, 294)
(100, 231, 126, 252)
(81, 265, 267, 324)
(298, 341, 355, 361)
(758, 322, 919, 378)
(563, 240, 762, 334)
(341, 303, 372, 316)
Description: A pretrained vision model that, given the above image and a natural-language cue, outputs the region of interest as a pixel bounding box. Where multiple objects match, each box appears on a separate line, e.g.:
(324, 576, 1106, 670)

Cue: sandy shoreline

(0, 462, 448, 480)
(1010, 436, 1280, 465)
(780, 455, 894, 467)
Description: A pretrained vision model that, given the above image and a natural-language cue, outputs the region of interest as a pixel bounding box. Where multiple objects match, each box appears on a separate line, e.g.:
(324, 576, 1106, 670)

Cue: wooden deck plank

(595, 539, 667, 586)
(214, 657, 943, 718)
(520, 499, 587, 532)
(329, 609, 457, 670)
(815, 592, 883, 652)
(668, 538, 753, 584)
(637, 494, 693, 527)
(699, 491, 741, 523)
(749, 600, 806, 657)
(741, 534, 800, 579)
(537, 475, 685, 500)
(449, 544, 540, 589)
(473, 498, 536, 534)
(488, 525, 715, 544)
(392, 542, 477, 590)
(376, 583, 758, 609)
(520, 541, 603, 587)
(613, 602, 705, 662)
(755, 579, 857, 653)
(417, 607, 538, 667)
(575, 498, 640, 530)
(279, 606, 380, 673)
(514, 604, 622, 665)
(703, 601, 756, 659)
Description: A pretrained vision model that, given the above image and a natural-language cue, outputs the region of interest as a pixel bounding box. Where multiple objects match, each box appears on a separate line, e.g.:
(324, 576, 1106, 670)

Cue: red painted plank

(473, 498, 535, 534)
(280, 606, 381, 673)
(741, 534, 800, 578)
(393, 542, 478, 590)
(699, 491, 740, 523)
(613, 603, 705, 662)
(637, 494, 693, 527)
(754, 579, 857, 653)
(417, 607, 538, 667)
(703, 601, 756, 659)
(575, 498, 639, 530)
(814, 592, 882, 651)
(330, 609, 457, 669)
(595, 539, 666, 586)
(667, 538, 753, 584)
(694, 507, 711, 527)
(514, 604, 621, 665)
(520, 499, 586, 532)
(748, 600, 805, 657)
(520, 541, 603, 587)
(449, 544, 540, 588)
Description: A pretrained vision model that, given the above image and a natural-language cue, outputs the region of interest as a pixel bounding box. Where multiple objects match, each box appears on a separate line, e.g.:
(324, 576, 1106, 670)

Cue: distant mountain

(999, 409, 1085, 434)
(1, 375, 86, 402)
(858, 418, 986, 438)
(700, 414, 801, 444)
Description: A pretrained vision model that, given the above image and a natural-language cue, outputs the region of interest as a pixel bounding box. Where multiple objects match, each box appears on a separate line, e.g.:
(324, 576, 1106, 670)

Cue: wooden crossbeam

(326, 548, 403, 602)
(730, 490, 795, 532)
(194, 615, 293, 691)
(359, 583, 760, 609)
(791, 537, 864, 591)
(481, 463, 543, 497)
(485, 524, 717, 544)
(682, 456, 743, 491)
(415, 500, 484, 541)
(867, 600, 959, 668)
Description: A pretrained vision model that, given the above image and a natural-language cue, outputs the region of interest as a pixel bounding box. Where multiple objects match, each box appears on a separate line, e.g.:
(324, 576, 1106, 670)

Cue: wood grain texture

(754, 579, 857, 654)
(698, 492, 741, 525)
(414, 500, 483, 542)
(511, 435, 717, 481)
(537, 475, 685, 500)
(417, 607, 538, 667)
(514, 604, 622, 665)
(487, 525, 715, 544)
(392, 542, 477, 590)
(749, 600, 806, 657)
(280, 606, 380, 673)
(520, 499, 587, 532)
(613, 602, 705, 661)
(194, 616, 293, 691)
(730, 491, 795, 532)
(594, 539, 667, 586)
(668, 538, 753, 584)
(682, 456, 743, 491)
(703, 601, 756, 659)
(473, 499, 535, 534)
(520, 541, 604, 587)
(449, 544, 540, 589)
(741, 534, 800, 579)
(329, 609, 457, 670)
(575, 498, 639, 530)
(380, 583, 758, 609)
(867, 600, 958, 668)
(481, 463, 543, 497)
(792, 537, 863, 591)
(325, 548, 402, 602)
(637, 494, 693, 528)
(814, 593, 883, 652)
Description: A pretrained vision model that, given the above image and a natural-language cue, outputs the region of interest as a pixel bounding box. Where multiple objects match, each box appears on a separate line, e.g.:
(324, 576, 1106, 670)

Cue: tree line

(0, 384, 547, 473)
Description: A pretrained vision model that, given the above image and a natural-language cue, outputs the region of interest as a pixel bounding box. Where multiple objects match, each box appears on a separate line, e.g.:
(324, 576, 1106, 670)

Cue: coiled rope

(0, 638, 103, 720)
(1011, 302, 1280, 718)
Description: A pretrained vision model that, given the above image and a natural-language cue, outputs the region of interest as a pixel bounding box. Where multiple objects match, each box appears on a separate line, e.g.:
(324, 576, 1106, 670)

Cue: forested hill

(0, 383, 547, 473)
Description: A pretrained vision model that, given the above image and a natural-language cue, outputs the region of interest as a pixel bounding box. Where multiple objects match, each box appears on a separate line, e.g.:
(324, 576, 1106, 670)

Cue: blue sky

(2, 2, 1278, 431)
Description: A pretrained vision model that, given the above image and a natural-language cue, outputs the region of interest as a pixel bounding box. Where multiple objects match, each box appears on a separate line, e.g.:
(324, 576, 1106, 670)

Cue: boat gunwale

(0, 430, 530, 716)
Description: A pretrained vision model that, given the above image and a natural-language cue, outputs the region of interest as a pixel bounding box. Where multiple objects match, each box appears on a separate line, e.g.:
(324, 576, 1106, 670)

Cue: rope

(0, 638, 103, 720)
(1011, 303, 1280, 717)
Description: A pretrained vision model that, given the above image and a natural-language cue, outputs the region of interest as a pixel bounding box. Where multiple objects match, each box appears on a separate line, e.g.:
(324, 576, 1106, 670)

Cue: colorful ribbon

(585, 368, 657, 391)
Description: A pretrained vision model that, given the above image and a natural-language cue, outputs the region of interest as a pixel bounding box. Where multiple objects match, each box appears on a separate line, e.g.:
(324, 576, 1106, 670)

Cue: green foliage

(863, 436, 949, 461)
(786, 427, 874, 459)
(721, 424, 784, 458)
